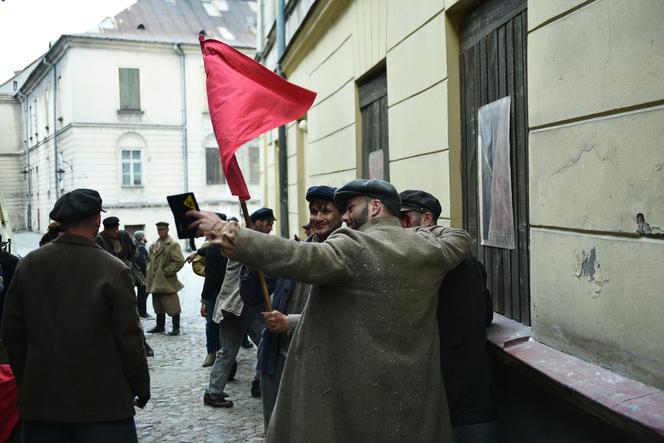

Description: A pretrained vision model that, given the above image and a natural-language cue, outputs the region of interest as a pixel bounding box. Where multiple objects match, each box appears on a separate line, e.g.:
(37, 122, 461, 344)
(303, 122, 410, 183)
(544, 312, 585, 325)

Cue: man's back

(438, 255, 494, 427)
(1, 235, 149, 423)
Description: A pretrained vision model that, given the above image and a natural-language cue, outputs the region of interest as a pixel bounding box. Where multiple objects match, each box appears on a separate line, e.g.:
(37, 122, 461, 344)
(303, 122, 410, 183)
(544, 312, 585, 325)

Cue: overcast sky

(0, 0, 136, 85)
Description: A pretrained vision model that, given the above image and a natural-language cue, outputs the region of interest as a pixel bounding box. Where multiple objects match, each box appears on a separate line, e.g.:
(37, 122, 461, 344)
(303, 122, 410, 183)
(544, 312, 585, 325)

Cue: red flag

(200, 37, 317, 201)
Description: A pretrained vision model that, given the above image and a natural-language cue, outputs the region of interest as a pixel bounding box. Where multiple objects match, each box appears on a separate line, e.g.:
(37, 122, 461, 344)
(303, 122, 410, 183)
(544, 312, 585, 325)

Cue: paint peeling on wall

(636, 213, 664, 238)
(575, 247, 610, 297)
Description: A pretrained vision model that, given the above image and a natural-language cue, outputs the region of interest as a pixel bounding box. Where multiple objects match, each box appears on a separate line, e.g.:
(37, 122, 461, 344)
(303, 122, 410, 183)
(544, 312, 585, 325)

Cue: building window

(119, 68, 141, 111)
(248, 145, 260, 185)
(206, 147, 225, 184)
(44, 89, 50, 131)
(121, 149, 143, 186)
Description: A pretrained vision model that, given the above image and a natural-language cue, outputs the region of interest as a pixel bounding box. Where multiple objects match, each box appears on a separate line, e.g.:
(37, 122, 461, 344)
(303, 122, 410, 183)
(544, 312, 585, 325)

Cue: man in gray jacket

(189, 179, 470, 443)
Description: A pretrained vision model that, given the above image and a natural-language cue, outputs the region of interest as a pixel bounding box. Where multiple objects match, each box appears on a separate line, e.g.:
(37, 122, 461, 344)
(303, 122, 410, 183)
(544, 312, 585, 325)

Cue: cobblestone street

(14, 233, 265, 443)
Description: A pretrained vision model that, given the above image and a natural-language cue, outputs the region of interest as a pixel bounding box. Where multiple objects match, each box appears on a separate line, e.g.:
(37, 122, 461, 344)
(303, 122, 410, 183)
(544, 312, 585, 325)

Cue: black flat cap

(306, 185, 337, 203)
(250, 208, 276, 223)
(102, 216, 120, 228)
(49, 188, 105, 223)
(156, 221, 170, 227)
(399, 190, 442, 220)
(334, 179, 401, 216)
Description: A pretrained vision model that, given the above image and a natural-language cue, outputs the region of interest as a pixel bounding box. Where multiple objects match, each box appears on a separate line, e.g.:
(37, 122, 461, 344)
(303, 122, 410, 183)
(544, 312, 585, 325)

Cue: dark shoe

(202, 353, 216, 367)
(144, 342, 154, 357)
(148, 313, 166, 333)
(228, 360, 238, 381)
(168, 314, 180, 335)
(241, 334, 253, 349)
(251, 379, 261, 398)
(147, 326, 165, 333)
(168, 328, 180, 336)
(203, 392, 233, 408)
(139, 313, 154, 319)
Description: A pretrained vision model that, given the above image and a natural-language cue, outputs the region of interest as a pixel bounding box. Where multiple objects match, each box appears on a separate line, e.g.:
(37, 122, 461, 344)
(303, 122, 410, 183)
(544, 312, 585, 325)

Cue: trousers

(207, 306, 264, 399)
(204, 298, 220, 354)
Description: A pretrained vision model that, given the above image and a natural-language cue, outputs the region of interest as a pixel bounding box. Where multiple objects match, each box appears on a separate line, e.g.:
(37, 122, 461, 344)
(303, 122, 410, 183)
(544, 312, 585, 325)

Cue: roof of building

(78, 0, 257, 48)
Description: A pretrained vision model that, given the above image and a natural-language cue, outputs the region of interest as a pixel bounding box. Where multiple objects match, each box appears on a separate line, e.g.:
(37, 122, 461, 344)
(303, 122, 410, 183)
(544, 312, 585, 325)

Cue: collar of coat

(53, 234, 102, 248)
(357, 215, 401, 232)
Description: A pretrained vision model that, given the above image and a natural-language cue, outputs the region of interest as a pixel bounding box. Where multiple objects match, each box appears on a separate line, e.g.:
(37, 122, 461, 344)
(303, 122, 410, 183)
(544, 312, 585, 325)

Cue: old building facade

(1, 0, 262, 241)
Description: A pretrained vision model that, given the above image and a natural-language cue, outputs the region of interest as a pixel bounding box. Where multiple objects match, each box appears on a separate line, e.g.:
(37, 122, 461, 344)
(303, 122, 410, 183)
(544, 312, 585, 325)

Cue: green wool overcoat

(228, 216, 470, 443)
(146, 236, 185, 294)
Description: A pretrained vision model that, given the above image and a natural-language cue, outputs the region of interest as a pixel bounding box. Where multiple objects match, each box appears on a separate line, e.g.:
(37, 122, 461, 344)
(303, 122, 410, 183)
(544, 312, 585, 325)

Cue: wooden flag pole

(239, 200, 273, 312)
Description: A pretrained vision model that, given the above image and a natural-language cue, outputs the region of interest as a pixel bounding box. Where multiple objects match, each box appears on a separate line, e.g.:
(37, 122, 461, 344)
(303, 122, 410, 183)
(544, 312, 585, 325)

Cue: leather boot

(147, 313, 165, 333)
(144, 337, 154, 357)
(168, 314, 180, 336)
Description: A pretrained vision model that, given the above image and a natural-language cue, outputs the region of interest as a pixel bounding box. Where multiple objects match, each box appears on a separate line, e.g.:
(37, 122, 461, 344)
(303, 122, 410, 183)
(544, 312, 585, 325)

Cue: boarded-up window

(119, 68, 141, 110)
(206, 147, 225, 184)
(248, 145, 260, 184)
(121, 149, 143, 186)
(359, 69, 389, 180)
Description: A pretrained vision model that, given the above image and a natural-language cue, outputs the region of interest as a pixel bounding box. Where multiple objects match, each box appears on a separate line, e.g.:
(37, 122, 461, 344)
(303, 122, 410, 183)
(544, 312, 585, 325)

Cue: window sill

(487, 314, 664, 441)
(121, 185, 144, 189)
(117, 109, 144, 115)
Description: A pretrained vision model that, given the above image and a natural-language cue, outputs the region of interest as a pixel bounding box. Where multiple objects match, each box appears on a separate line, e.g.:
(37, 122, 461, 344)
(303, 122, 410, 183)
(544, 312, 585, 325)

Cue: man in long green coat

(146, 222, 185, 335)
(189, 179, 470, 442)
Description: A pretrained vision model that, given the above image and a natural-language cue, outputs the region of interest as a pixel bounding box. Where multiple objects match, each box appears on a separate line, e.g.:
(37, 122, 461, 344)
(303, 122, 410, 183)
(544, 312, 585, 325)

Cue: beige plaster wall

(528, 0, 664, 387)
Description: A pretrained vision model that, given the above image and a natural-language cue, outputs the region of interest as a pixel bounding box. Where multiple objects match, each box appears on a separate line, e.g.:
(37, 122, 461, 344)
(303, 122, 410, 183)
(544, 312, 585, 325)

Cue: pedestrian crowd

(0, 177, 496, 443)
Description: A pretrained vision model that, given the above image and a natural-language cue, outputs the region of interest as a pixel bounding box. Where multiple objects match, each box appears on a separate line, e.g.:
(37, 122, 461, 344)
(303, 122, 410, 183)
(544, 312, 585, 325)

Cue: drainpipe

(276, 0, 289, 238)
(174, 44, 189, 192)
(17, 91, 32, 230)
(42, 56, 60, 198)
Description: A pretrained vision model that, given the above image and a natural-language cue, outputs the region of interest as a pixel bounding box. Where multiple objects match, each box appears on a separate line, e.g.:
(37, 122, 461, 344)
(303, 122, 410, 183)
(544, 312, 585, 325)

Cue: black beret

(306, 185, 337, 203)
(49, 188, 105, 223)
(399, 190, 442, 220)
(250, 208, 276, 223)
(102, 216, 120, 228)
(334, 179, 401, 216)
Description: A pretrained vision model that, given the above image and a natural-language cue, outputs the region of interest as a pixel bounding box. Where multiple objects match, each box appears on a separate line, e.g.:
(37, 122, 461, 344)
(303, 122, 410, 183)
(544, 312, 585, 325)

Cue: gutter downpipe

(174, 44, 189, 192)
(276, 0, 289, 238)
(17, 91, 32, 230)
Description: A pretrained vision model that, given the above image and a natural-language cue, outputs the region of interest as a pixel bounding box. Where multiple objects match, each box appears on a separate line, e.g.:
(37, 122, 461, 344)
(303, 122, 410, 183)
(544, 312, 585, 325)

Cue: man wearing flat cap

(146, 222, 185, 336)
(203, 208, 275, 408)
(400, 190, 496, 442)
(189, 178, 470, 442)
(240, 185, 342, 430)
(1, 189, 150, 442)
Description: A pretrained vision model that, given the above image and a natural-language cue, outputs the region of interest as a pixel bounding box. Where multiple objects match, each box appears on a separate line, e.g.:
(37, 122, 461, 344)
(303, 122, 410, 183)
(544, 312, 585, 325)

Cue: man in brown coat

(146, 221, 185, 335)
(1, 188, 150, 442)
(189, 179, 470, 443)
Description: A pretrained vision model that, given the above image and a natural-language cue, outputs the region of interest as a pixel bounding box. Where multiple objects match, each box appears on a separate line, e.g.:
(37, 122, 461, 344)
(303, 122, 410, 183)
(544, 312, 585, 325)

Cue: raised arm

(418, 226, 471, 274)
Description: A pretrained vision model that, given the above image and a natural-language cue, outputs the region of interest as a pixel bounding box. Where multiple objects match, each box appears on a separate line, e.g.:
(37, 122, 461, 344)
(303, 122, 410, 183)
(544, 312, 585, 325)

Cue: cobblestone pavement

(13, 233, 265, 443)
(137, 266, 265, 443)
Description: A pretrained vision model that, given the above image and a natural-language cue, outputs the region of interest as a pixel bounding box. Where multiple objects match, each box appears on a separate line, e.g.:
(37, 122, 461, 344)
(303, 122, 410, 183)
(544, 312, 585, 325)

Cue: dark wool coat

(1, 235, 149, 423)
(228, 217, 470, 443)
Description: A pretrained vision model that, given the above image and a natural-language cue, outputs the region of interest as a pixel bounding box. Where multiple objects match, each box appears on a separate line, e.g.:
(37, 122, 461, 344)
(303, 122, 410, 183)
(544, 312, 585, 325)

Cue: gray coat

(227, 216, 470, 442)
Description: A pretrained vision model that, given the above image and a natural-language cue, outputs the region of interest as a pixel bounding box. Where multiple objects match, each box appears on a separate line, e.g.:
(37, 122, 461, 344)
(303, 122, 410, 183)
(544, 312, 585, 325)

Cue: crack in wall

(551, 143, 606, 176)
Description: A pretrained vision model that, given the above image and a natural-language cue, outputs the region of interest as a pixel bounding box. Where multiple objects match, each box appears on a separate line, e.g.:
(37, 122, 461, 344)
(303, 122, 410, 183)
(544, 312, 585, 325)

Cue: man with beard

(188, 179, 470, 442)
(400, 190, 495, 442)
(240, 186, 342, 430)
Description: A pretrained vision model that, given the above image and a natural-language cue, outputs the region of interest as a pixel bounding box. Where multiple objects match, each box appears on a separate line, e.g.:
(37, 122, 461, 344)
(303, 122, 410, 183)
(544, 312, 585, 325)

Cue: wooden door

(359, 70, 389, 180)
(460, 0, 530, 324)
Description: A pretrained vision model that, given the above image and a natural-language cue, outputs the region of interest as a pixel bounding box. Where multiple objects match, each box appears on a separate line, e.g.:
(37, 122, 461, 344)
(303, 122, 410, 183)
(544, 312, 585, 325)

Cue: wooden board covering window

(119, 68, 141, 111)
(460, 0, 530, 325)
(359, 70, 389, 180)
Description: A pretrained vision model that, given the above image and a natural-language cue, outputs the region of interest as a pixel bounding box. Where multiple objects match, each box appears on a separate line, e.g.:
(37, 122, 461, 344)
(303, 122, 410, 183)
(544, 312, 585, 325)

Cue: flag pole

(239, 200, 273, 312)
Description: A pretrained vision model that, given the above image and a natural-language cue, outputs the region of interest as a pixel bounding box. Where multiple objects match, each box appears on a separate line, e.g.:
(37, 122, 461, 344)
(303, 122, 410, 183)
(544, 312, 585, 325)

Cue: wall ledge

(487, 314, 664, 442)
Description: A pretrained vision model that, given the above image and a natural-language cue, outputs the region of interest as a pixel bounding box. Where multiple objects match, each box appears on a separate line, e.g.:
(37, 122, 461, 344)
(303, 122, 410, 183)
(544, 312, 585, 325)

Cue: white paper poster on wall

(477, 96, 515, 249)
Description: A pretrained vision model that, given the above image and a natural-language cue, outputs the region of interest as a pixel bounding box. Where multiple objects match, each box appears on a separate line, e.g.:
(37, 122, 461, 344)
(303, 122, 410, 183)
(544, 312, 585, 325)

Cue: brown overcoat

(1, 235, 149, 422)
(146, 235, 185, 294)
(227, 216, 470, 442)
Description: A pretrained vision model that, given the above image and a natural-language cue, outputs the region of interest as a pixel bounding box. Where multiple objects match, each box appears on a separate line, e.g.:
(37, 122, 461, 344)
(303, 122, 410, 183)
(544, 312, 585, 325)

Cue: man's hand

(185, 252, 198, 263)
(262, 310, 289, 333)
(200, 303, 207, 318)
(135, 394, 150, 409)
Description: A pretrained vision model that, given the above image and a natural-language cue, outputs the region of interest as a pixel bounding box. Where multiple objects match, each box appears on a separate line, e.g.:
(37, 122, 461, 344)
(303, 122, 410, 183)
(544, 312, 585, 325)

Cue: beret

(49, 188, 105, 223)
(399, 190, 442, 220)
(102, 216, 120, 228)
(334, 179, 401, 216)
(250, 208, 276, 223)
(306, 185, 337, 203)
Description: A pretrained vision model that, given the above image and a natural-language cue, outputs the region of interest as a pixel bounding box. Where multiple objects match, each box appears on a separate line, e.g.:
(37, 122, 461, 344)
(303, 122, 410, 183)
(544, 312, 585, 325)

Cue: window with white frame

(121, 149, 143, 186)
